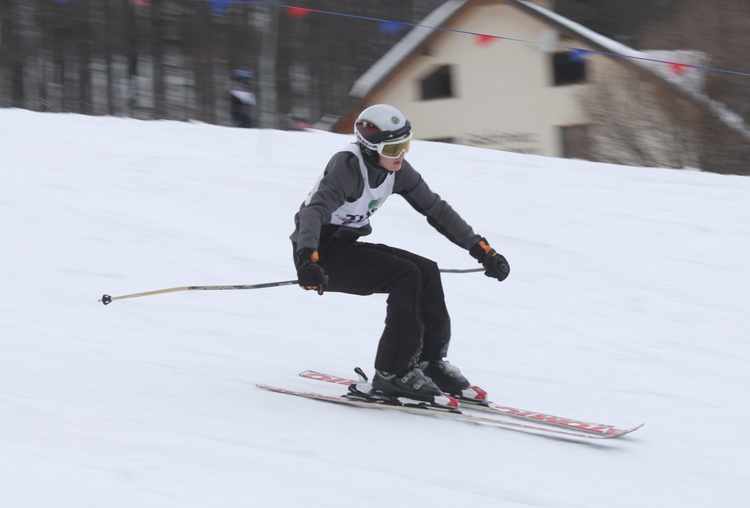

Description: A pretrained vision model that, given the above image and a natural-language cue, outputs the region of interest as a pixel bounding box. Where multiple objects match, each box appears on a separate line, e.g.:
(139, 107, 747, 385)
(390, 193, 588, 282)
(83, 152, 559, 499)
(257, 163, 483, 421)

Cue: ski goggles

(377, 133, 412, 158)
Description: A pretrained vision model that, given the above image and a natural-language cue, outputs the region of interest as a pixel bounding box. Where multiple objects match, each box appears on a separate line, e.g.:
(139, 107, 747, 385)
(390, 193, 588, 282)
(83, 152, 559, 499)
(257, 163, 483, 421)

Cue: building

(332, 0, 750, 174)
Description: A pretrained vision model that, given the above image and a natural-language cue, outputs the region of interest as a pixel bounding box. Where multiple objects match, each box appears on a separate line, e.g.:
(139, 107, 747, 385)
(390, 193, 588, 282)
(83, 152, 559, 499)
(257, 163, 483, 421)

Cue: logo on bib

(368, 198, 382, 210)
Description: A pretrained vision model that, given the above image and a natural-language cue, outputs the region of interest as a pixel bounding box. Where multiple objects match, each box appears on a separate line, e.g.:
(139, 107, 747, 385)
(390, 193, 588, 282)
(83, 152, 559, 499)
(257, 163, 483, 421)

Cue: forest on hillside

(1, 0, 748, 146)
(0, 0, 445, 127)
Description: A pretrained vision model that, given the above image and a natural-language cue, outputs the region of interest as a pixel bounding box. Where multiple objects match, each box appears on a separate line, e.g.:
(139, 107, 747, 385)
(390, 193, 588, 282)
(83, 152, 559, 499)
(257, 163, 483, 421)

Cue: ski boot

(420, 360, 488, 404)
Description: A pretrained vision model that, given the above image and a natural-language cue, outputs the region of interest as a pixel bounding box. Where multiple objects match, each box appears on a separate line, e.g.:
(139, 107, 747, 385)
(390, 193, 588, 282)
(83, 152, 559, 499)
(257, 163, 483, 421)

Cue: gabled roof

(351, 0, 628, 99)
(350, 0, 469, 98)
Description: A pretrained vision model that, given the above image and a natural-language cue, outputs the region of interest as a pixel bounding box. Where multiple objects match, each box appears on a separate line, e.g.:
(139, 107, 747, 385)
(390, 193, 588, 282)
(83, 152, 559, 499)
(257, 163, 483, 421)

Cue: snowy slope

(2, 109, 749, 507)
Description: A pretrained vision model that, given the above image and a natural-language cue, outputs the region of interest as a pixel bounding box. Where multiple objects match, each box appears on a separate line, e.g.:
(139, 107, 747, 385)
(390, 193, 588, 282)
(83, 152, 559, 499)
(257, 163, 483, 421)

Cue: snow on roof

(517, 1, 750, 140)
(515, 0, 642, 58)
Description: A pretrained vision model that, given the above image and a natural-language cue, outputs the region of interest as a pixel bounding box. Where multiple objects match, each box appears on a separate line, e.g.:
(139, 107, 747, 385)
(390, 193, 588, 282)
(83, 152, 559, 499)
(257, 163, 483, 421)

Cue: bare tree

(0, 0, 445, 125)
(639, 0, 750, 122)
(584, 55, 705, 169)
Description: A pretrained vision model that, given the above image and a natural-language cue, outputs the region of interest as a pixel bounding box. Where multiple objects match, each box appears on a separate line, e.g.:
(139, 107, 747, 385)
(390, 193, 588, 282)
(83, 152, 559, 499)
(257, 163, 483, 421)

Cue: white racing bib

(307, 145, 395, 228)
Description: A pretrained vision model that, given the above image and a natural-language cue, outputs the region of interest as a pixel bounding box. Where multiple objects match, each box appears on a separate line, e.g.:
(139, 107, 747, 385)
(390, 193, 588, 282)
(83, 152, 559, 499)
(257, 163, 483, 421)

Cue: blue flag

(380, 21, 407, 36)
(210, 0, 232, 16)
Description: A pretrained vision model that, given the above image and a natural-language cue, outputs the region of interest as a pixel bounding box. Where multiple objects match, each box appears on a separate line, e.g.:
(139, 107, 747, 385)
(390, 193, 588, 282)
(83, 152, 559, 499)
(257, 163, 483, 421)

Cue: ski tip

(619, 422, 646, 436)
(599, 422, 645, 439)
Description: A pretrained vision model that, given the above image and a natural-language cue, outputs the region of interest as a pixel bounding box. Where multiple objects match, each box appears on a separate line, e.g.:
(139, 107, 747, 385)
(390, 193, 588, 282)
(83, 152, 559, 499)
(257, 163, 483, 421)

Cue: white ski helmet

(354, 104, 411, 151)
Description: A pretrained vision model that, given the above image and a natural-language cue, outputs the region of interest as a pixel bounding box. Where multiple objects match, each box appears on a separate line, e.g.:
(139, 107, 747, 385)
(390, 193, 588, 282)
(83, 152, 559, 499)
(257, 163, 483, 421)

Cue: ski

(298, 370, 643, 438)
(257, 383, 634, 440)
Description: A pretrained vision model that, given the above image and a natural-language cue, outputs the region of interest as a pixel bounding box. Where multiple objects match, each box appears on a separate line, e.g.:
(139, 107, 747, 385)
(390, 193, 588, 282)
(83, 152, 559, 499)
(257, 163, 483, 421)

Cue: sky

(2, 109, 750, 507)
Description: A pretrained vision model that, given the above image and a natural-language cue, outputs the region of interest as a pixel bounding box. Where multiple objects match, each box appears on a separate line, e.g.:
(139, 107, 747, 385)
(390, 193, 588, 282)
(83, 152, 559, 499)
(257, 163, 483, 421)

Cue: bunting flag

(379, 21, 407, 36)
(668, 62, 690, 76)
(287, 7, 312, 19)
(569, 48, 590, 63)
(35, 0, 749, 80)
(474, 34, 498, 47)
(210, 0, 231, 16)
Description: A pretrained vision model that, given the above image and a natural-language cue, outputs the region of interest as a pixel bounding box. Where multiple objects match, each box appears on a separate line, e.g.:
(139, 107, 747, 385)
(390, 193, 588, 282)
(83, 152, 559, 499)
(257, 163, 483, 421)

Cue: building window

(420, 65, 453, 100)
(560, 125, 590, 159)
(552, 51, 586, 86)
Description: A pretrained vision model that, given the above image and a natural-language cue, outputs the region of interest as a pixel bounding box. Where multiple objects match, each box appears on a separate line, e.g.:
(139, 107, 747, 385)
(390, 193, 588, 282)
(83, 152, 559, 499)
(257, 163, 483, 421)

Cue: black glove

(295, 248, 329, 295)
(469, 238, 510, 282)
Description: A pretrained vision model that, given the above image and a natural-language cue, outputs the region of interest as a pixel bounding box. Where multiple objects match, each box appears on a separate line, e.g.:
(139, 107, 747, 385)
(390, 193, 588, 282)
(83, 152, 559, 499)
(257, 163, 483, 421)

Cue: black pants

(308, 239, 452, 375)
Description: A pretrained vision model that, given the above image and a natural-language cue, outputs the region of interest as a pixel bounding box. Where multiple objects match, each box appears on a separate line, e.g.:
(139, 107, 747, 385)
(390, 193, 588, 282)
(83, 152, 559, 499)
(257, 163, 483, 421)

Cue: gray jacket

(291, 145, 482, 252)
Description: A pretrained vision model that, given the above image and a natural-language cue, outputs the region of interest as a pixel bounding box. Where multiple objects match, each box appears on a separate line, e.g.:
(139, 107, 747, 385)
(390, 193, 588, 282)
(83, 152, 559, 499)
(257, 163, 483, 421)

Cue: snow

(3, 109, 750, 507)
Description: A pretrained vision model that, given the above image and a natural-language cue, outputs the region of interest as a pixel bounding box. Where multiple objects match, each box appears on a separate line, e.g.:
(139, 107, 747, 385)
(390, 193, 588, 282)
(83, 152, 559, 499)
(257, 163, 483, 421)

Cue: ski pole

(98, 267, 483, 305)
(99, 280, 298, 305)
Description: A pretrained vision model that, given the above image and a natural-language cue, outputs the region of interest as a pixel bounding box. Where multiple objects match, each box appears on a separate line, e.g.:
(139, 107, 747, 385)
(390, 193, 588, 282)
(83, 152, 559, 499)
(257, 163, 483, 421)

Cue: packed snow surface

(2, 110, 749, 507)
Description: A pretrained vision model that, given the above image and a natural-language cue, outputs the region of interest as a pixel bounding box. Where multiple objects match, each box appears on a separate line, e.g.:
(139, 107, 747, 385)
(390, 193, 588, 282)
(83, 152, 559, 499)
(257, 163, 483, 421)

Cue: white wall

(367, 3, 592, 157)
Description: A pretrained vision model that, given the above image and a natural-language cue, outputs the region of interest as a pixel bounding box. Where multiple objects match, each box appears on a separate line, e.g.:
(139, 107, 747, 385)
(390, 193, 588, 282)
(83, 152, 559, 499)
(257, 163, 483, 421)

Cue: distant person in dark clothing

(229, 70, 256, 128)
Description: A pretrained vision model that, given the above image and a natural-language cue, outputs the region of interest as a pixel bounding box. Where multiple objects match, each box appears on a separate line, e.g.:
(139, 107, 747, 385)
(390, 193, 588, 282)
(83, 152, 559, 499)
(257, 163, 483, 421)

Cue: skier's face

(379, 151, 405, 172)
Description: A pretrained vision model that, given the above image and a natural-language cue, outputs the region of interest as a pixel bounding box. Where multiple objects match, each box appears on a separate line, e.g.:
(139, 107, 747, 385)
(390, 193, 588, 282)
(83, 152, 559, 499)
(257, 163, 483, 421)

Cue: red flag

(474, 34, 498, 47)
(668, 62, 690, 76)
(287, 7, 311, 18)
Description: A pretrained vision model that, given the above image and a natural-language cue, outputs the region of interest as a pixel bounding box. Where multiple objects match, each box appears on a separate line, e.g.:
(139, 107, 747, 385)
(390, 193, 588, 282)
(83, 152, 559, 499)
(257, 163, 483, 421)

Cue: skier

(290, 104, 509, 405)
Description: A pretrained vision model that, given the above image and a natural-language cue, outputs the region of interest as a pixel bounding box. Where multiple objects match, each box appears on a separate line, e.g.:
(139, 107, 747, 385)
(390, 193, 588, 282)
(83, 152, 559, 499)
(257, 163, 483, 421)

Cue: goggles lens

(377, 133, 412, 158)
